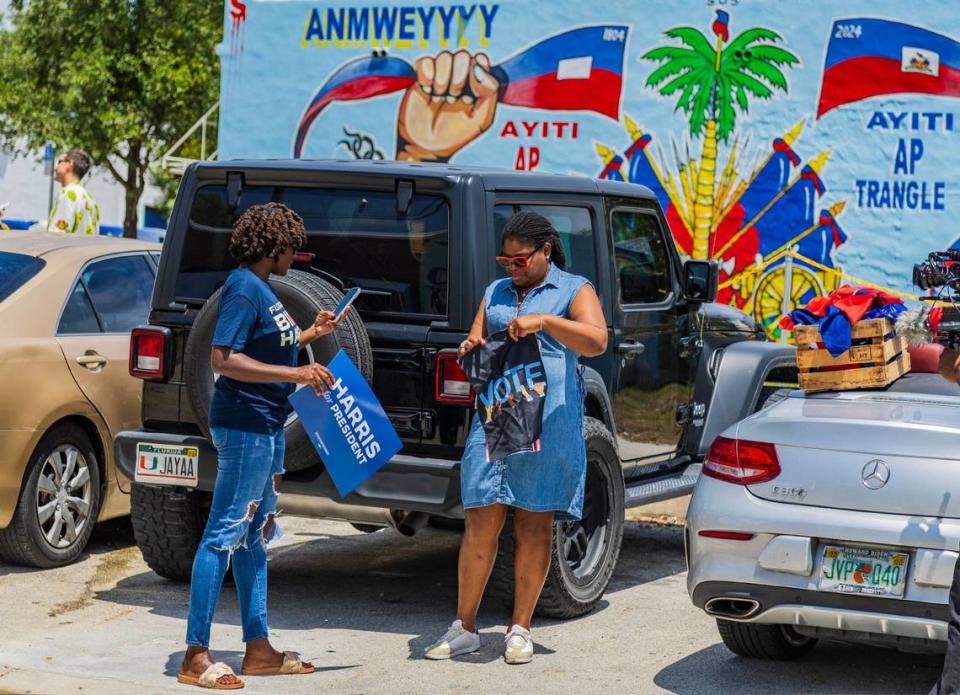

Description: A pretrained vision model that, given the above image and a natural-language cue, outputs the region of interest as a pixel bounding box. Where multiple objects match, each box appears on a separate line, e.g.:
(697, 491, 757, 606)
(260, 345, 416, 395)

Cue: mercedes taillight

(703, 435, 780, 485)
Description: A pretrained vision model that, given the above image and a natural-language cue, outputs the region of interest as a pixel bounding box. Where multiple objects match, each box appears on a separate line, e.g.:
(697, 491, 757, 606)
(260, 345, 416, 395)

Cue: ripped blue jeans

(185, 426, 285, 647)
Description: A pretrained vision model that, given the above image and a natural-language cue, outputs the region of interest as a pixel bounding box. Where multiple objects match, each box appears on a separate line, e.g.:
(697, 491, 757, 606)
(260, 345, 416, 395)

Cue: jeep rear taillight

(129, 326, 172, 380)
(435, 350, 474, 404)
(703, 435, 780, 485)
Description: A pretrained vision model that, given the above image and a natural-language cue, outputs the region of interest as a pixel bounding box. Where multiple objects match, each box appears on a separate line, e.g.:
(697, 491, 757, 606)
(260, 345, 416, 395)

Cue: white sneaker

(424, 619, 481, 660)
(504, 624, 534, 664)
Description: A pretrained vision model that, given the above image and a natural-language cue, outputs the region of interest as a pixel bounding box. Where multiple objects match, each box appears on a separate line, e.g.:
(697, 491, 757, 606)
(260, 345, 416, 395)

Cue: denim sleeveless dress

(460, 263, 590, 521)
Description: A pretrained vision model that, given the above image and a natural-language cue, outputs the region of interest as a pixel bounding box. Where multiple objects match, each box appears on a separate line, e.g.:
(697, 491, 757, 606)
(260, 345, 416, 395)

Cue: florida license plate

(135, 442, 199, 487)
(818, 545, 909, 598)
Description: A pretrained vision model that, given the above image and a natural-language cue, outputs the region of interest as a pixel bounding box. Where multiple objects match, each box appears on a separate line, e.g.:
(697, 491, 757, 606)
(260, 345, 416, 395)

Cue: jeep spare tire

(183, 270, 373, 472)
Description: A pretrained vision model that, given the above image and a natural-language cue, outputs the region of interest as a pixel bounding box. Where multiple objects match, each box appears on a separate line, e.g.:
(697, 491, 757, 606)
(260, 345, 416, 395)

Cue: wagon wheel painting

(753, 265, 823, 341)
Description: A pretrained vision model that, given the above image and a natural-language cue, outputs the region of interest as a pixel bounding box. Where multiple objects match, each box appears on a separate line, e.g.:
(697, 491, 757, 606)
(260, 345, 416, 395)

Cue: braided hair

(229, 202, 307, 265)
(501, 212, 567, 270)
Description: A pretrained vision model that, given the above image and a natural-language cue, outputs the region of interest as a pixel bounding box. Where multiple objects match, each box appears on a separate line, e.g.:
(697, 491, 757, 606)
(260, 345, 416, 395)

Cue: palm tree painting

(597, 11, 849, 341)
(643, 10, 798, 260)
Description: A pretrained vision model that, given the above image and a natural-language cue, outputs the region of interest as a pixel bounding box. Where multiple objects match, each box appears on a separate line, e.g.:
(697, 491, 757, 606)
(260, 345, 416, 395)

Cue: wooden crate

(794, 318, 911, 393)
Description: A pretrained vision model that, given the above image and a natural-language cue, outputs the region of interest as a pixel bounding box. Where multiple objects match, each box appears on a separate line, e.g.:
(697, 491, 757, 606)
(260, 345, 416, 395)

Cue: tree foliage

(0, 0, 222, 236)
(643, 25, 799, 142)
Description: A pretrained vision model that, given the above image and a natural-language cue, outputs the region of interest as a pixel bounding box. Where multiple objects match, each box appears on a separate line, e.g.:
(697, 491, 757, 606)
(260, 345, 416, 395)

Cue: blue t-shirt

(208, 268, 302, 433)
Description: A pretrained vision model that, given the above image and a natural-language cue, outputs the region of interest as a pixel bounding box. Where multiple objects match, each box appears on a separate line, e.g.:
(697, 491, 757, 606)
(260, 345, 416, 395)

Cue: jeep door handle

(76, 354, 107, 368)
(617, 340, 645, 355)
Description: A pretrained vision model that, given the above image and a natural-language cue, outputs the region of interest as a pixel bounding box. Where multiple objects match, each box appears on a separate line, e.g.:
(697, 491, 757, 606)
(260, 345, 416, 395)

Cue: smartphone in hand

(333, 287, 361, 321)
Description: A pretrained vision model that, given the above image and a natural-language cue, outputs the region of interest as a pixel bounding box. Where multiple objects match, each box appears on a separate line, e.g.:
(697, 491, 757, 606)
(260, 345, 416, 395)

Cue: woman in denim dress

(426, 212, 607, 664)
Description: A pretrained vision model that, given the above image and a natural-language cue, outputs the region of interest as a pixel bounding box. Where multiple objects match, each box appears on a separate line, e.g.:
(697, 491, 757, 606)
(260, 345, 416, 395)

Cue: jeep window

(179, 185, 450, 317)
(611, 209, 671, 304)
(493, 204, 597, 287)
(0, 252, 45, 303)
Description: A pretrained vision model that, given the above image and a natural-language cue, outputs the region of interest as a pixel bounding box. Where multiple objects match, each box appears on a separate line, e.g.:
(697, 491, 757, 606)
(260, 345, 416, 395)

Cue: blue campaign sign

(288, 349, 401, 497)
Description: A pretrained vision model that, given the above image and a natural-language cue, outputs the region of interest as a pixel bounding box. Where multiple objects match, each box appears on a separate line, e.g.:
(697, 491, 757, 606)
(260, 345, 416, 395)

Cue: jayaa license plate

(135, 442, 199, 487)
(819, 545, 909, 598)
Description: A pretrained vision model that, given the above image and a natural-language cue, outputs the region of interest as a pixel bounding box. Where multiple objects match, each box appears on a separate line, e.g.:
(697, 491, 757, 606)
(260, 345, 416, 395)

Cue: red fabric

(930, 306, 943, 337)
(801, 285, 901, 324)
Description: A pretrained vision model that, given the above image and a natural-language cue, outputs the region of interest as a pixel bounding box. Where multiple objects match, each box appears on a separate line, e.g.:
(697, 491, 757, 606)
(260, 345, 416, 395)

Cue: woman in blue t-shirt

(178, 203, 340, 690)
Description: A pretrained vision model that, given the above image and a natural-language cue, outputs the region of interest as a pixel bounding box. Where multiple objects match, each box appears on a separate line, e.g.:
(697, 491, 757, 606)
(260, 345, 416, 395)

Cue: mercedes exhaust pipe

(704, 597, 761, 619)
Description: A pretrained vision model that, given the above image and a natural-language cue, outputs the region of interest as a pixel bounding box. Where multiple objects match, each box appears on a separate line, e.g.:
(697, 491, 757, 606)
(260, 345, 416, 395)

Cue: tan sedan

(0, 232, 160, 567)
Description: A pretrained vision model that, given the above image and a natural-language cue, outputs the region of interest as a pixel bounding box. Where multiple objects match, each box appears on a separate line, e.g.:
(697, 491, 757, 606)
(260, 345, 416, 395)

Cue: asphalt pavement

(0, 514, 945, 695)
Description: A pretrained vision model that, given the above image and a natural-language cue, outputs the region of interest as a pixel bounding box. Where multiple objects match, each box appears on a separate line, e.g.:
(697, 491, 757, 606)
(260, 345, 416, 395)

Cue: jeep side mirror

(682, 260, 718, 303)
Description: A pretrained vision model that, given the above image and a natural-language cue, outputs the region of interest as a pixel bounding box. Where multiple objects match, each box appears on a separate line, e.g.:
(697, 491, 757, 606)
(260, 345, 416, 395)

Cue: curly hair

(229, 203, 307, 265)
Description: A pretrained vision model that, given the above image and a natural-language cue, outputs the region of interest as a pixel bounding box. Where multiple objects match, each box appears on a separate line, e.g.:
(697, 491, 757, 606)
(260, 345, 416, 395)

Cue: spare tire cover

(183, 270, 374, 472)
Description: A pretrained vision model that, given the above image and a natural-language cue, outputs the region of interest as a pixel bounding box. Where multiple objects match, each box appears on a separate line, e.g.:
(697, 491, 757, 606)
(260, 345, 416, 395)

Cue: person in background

(47, 148, 100, 235)
(425, 212, 607, 665)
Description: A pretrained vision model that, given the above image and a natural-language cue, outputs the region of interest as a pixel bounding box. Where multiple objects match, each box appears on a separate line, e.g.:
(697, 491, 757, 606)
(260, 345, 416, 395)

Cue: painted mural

(219, 1, 960, 334)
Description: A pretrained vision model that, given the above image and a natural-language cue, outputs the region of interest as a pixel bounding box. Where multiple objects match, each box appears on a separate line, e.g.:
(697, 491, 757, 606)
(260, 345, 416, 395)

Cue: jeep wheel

(183, 270, 373, 472)
(0, 423, 101, 568)
(716, 619, 817, 660)
(131, 484, 205, 581)
(493, 417, 624, 619)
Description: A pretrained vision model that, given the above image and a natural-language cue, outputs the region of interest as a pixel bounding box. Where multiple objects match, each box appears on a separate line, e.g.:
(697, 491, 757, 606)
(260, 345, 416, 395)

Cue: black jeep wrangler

(115, 160, 795, 618)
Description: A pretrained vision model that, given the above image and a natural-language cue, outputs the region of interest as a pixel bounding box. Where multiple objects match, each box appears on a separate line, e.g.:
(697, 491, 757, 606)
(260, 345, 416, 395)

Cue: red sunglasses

(495, 246, 543, 271)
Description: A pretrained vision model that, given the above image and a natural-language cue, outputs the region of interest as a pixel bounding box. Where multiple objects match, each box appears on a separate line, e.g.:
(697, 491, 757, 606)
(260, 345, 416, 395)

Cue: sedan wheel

(36, 444, 94, 550)
(0, 423, 101, 568)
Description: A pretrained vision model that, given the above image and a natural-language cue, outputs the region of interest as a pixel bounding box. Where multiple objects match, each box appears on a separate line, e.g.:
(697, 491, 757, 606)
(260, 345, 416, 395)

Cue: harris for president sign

(289, 349, 402, 496)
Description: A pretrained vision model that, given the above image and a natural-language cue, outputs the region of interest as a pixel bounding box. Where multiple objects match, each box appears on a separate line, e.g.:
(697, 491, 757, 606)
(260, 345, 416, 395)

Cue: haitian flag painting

(817, 19, 960, 117)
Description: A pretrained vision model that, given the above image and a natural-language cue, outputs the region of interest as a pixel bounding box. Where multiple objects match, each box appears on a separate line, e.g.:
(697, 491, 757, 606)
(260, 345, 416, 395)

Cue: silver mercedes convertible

(687, 372, 960, 659)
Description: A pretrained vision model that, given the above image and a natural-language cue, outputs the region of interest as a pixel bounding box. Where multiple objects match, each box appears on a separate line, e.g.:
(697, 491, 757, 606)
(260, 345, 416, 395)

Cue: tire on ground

(492, 416, 625, 619)
(716, 619, 817, 660)
(0, 423, 101, 568)
(131, 484, 206, 581)
(183, 270, 373, 472)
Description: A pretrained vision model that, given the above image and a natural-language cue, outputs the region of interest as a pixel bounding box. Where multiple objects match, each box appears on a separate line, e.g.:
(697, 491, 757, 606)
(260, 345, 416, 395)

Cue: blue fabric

(789, 301, 906, 357)
(460, 263, 590, 521)
(864, 302, 907, 322)
(186, 426, 285, 646)
(209, 268, 302, 433)
(819, 306, 851, 357)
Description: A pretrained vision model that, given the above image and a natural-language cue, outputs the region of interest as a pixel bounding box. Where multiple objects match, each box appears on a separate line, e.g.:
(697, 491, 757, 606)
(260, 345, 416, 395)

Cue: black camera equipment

(913, 250, 960, 291)
(897, 250, 960, 350)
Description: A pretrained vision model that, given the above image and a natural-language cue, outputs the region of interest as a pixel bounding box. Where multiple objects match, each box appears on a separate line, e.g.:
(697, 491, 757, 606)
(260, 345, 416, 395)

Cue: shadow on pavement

(654, 641, 943, 695)
(91, 520, 685, 640)
(404, 631, 559, 664)
(0, 516, 136, 577)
